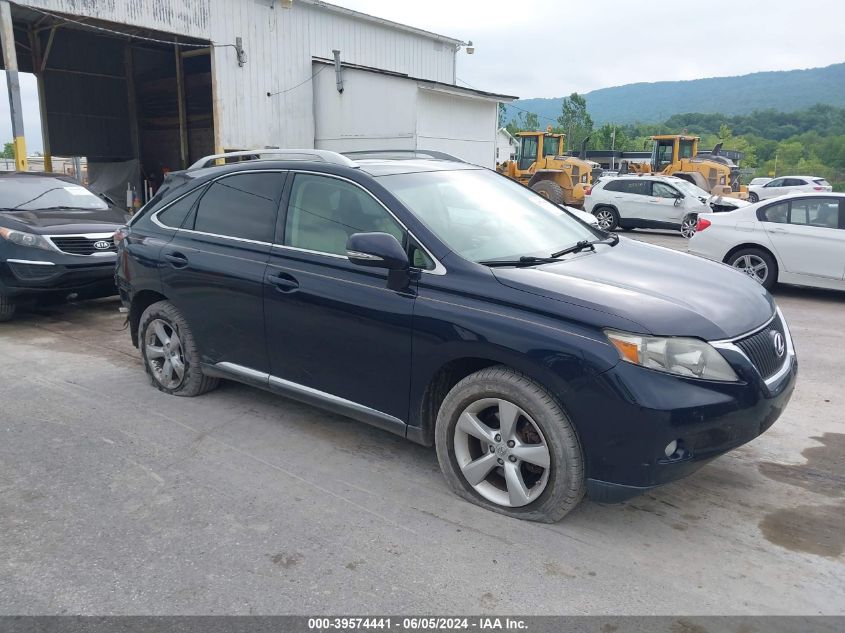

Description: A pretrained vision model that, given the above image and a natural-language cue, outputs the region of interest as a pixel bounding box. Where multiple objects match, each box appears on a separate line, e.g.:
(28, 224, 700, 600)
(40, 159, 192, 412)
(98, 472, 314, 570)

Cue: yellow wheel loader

(618, 135, 747, 199)
(497, 131, 593, 208)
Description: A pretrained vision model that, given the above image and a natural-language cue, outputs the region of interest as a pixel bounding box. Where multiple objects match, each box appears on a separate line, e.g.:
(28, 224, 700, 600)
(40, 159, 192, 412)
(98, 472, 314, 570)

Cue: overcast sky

(3, 0, 843, 152)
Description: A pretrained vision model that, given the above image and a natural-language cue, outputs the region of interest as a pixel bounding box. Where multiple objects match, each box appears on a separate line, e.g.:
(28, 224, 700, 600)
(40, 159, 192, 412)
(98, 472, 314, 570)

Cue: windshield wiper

(479, 255, 564, 268)
(550, 239, 595, 258)
(550, 234, 619, 258)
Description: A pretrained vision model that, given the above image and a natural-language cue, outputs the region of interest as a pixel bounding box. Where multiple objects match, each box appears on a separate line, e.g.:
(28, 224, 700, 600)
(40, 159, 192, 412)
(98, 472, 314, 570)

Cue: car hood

(0, 207, 129, 234)
(491, 238, 774, 341)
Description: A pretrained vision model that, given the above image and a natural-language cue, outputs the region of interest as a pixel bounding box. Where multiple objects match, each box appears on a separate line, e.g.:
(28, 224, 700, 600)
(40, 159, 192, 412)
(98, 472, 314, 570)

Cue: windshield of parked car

(0, 177, 108, 211)
(378, 168, 600, 262)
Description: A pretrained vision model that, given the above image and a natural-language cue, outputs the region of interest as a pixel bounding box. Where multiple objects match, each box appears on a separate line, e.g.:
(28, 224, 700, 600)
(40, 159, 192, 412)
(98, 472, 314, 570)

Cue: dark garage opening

(4, 6, 214, 204)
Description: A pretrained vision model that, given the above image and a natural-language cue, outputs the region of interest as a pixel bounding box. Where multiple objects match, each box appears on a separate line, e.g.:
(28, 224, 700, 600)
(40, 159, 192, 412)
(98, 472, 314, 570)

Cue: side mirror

(347, 232, 409, 271)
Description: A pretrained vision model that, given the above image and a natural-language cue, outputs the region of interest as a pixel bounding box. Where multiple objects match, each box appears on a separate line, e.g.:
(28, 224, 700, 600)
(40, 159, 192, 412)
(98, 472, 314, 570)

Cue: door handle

(769, 227, 787, 233)
(266, 271, 300, 292)
(163, 251, 189, 268)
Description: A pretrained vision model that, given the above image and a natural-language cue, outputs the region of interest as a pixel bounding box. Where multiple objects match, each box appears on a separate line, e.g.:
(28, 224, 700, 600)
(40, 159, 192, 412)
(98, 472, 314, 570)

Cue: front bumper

(573, 334, 797, 503)
(0, 256, 117, 298)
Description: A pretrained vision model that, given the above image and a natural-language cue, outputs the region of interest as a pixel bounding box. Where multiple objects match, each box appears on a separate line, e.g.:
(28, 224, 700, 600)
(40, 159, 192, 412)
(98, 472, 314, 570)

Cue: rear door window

(760, 202, 789, 223)
(189, 172, 285, 242)
(623, 180, 651, 196)
(157, 186, 206, 228)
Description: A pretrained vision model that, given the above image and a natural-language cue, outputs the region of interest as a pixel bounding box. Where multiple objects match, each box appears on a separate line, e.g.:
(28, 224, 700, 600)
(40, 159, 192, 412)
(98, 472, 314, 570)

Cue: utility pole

(0, 0, 26, 171)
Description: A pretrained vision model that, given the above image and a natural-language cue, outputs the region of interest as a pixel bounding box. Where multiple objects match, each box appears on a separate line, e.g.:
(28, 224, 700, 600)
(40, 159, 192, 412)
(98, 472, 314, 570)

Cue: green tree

(2, 142, 13, 159)
(557, 93, 593, 152)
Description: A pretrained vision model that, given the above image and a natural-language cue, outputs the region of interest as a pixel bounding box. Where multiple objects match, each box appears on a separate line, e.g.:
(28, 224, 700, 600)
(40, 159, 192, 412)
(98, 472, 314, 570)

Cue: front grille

(735, 314, 788, 380)
(50, 235, 116, 256)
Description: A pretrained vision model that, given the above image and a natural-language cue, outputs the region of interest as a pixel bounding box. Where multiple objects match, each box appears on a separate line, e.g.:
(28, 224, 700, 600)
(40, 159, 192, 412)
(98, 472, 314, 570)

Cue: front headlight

(0, 227, 55, 252)
(605, 330, 739, 381)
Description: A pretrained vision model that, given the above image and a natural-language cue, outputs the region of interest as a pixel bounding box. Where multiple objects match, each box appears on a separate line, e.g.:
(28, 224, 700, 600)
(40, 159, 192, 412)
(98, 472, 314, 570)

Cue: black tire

(531, 180, 565, 205)
(748, 191, 759, 203)
(592, 205, 619, 231)
(0, 294, 16, 322)
(726, 247, 778, 291)
(435, 366, 585, 523)
(138, 300, 219, 396)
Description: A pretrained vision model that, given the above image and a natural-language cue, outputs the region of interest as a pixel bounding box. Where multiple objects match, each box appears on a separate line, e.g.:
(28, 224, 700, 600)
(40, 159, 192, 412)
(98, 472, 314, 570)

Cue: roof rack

(342, 149, 465, 162)
(187, 149, 358, 171)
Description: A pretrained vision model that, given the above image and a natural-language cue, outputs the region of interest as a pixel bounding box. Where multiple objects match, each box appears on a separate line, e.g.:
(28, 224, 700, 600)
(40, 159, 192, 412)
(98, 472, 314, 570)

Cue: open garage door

(2, 5, 214, 203)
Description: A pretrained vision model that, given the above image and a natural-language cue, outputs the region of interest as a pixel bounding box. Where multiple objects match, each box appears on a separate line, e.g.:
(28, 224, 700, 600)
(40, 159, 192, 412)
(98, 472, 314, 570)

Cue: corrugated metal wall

(17, 0, 459, 151)
(20, 0, 211, 38)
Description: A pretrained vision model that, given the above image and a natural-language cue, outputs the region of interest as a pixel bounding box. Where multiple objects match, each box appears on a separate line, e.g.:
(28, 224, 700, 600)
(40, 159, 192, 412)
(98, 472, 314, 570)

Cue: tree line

(503, 97, 845, 190)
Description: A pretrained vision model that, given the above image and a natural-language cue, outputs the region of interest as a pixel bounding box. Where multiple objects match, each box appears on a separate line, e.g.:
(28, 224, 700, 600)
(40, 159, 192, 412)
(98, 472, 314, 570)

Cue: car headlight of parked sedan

(605, 330, 739, 381)
(0, 226, 55, 252)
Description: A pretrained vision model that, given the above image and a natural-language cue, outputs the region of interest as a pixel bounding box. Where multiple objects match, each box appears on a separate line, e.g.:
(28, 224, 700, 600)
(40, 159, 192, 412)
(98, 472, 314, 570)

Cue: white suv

(585, 175, 740, 238)
(747, 176, 832, 203)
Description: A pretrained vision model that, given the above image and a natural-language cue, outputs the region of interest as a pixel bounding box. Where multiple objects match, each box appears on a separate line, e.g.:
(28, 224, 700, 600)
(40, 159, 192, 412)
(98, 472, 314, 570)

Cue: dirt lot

(0, 231, 843, 614)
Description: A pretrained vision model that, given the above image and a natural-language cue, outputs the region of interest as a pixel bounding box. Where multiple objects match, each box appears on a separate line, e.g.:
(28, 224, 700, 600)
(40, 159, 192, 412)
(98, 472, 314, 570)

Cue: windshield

(0, 177, 108, 211)
(379, 169, 600, 262)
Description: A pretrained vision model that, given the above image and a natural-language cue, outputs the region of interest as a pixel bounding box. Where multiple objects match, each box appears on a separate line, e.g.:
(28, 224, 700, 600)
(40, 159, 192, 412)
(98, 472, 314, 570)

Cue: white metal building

(1, 0, 515, 194)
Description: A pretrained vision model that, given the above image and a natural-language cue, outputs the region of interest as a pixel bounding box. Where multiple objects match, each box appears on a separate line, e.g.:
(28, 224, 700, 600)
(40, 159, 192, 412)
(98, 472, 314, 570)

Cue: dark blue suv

(116, 150, 797, 522)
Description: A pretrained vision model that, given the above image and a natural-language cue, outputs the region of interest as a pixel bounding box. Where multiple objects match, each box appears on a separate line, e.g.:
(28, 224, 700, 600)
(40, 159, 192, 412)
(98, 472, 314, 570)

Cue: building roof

(302, 0, 463, 45)
(313, 58, 518, 101)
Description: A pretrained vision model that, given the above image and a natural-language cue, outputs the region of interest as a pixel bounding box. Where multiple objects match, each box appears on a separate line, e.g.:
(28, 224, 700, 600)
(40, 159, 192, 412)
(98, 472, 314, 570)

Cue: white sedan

(747, 175, 832, 203)
(688, 192, 845, 291)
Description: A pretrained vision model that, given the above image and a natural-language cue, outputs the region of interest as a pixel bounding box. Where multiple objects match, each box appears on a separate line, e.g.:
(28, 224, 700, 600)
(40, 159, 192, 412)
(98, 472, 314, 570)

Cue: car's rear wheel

(0, 294, 16, 322)
(680, 214, 698, 239)
(531, 180, 565, 205)
(748, 192, 759, 203)
(435, 366, 585, 523)
(139, 300, 219, 396)
(728, 248, 777, 291)
(592, 206, 619, 231)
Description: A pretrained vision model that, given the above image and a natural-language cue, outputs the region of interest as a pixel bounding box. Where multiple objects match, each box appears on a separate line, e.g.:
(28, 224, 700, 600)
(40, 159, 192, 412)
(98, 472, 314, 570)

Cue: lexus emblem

(770, 331, 786, 358)
(93, 240, 111, 250)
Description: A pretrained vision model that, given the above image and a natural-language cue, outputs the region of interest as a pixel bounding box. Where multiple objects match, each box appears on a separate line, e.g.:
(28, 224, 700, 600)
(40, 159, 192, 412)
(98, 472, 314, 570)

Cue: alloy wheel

(453, 398, 551, 508)
(594, 209, 614, 230)
(680, 217, 697, 238)
(144, 319, 187, 389)
(732, 254, 768, 285)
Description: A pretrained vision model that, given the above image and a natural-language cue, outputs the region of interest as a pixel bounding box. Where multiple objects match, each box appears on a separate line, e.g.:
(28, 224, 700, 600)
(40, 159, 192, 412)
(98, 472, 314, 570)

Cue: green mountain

(506, 63, 845, 125)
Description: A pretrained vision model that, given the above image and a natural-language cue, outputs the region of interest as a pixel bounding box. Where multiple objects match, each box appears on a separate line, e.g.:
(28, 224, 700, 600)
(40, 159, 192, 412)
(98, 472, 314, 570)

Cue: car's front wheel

(747, 192, 759, 203)
(138, 300, 219, 396)
(728, 248, 777, 291)
(435, 366, 585, 523)
(0, 294, 16, 322)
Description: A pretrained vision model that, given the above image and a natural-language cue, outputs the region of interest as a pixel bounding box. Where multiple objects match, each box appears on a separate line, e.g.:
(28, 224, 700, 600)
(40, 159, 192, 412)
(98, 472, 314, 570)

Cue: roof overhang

(313, 58, 517, 102)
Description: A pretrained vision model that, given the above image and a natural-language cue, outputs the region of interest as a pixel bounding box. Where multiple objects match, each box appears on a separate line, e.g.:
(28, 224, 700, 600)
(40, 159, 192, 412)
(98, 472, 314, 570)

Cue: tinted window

(789, 198, 840, 228)
(543, 136, 559, 157)
(602, 179, 624, 192)
(285, 174, 405, 257)
(191, 173, 284, 242)
(760, 202, 788, 223)
(621, 180, 651, 196)
(157, 186, 205, 228)
(783, 178, 806, 187)
(652, 182, 679, 198)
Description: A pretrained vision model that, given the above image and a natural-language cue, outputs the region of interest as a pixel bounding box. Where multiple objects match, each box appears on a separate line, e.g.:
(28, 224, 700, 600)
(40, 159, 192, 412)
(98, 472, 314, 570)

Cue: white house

(496, 127, 518, 164)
